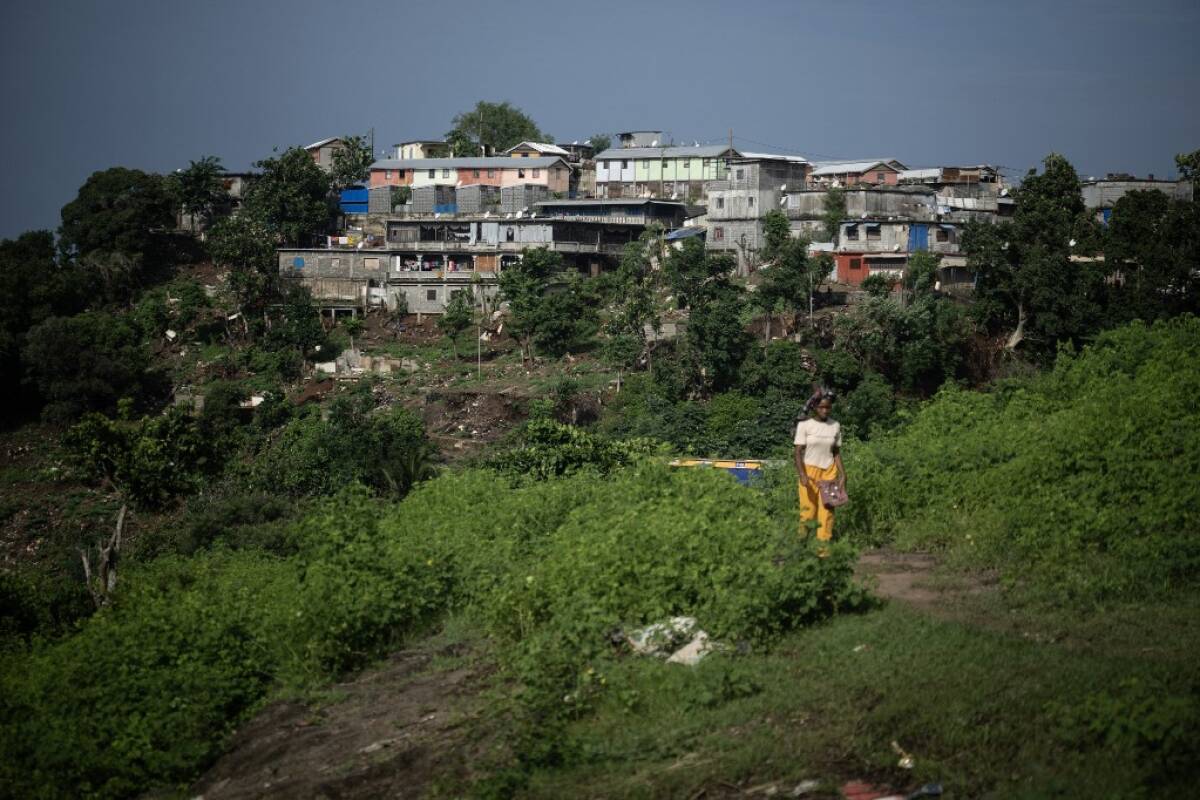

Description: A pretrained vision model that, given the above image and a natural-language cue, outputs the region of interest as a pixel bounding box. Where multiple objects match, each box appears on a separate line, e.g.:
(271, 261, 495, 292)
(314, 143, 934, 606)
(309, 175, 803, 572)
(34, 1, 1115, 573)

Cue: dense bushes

(0, 465, 862, 798)
(66, 408, 217, 509)
(485, 418, 661, 480)
(840, 317, 1200, 601)
(0, 551, 299, 798)
(23, 311, 165, 423)
(249, 390, 432, 497)
(602, 379, 804, 458)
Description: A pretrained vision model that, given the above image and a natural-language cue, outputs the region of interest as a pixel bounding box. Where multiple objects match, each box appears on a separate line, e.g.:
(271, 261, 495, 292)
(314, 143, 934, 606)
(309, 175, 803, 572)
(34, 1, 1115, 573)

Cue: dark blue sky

(2, 0, 1197, 239)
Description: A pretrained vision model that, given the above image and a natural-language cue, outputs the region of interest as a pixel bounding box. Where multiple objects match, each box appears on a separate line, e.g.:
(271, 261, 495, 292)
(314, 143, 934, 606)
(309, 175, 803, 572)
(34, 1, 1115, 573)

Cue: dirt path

(185, 553, 995, 800)
(188, 645, 490, 800)
(854, 549, 998, 620)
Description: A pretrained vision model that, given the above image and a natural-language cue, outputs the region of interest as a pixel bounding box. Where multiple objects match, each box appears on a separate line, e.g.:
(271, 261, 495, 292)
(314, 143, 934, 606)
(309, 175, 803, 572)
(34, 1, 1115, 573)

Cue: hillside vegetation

(0, 465, 862, 799)
(2, 149, 1199, 797)
(841, 316, 1200, 602)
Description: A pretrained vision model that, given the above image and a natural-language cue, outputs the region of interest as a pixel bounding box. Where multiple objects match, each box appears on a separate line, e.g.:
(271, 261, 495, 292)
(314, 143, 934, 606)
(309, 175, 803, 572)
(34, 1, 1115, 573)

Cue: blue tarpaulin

(908, 223, 929, 252)
(669, 459, 764, 486)
(666, 227, 705, 241)
(340, 187, 369, 214)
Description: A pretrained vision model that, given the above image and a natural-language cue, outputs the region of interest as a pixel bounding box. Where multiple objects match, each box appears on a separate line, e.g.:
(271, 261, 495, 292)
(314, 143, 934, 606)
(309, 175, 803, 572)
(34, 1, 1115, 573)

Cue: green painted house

(594, 144, 740, 200)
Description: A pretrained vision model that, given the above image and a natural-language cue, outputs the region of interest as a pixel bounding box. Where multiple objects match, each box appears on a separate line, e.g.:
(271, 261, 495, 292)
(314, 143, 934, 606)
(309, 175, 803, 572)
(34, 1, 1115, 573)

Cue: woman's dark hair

(799, 387, 836, 421)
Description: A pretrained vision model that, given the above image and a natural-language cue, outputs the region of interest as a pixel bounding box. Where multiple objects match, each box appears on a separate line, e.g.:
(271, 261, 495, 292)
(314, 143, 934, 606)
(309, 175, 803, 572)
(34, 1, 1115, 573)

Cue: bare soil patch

(855, 549, 998, 620)
(188, 645, 492, 800)
(420, 389, 528, 459)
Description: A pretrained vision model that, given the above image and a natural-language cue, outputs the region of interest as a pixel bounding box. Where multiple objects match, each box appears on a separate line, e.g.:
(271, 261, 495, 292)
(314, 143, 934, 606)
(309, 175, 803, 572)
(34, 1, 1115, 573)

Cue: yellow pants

(798, 463, 839, 542)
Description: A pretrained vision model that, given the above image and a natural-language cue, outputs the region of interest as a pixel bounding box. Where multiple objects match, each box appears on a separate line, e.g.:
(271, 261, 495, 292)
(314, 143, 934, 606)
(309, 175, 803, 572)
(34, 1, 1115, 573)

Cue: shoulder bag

(818, 480, 848, 508)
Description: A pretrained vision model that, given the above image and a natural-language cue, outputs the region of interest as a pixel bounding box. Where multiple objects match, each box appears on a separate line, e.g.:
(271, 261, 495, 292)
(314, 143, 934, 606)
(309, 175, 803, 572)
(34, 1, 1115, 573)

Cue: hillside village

(4, 0, 1200, 793)
(2, 106, 1199, 799)
(279, 130, 1193, 318)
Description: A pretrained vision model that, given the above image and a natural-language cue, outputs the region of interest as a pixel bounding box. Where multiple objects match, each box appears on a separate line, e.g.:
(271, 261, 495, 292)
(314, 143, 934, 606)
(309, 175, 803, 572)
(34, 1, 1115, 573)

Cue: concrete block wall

(391, 281, 500, 314)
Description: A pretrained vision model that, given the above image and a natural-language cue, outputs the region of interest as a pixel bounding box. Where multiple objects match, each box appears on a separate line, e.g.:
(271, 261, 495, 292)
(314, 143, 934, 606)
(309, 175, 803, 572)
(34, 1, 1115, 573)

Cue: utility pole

(809, 269, 814, 328)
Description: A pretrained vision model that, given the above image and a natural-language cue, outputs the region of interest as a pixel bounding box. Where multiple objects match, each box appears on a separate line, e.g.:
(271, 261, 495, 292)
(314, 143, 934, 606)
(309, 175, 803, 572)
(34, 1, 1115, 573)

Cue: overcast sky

(1, 0, 1197, 239)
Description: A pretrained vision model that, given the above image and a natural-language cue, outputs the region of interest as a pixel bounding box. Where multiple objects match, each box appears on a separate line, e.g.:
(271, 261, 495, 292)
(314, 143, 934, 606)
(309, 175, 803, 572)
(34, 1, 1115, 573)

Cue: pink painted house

(368, 157, 571, 193)
(809, 159, 907, 187)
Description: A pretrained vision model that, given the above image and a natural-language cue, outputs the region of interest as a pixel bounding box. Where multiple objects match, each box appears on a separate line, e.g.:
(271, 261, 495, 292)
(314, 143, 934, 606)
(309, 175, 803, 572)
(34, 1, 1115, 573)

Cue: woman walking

(794, 390, 847, 552)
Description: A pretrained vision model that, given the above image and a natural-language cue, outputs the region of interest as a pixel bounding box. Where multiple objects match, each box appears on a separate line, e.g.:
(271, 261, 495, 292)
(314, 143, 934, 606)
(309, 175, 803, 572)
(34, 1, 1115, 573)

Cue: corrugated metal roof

(594, 145, 739, 160)
(304, 137, 341, 151)
(535, 198, 687, 208)
(811, 159, 903, 176)
(666, 227, 706, 241)
(505, 141, 570, 157)
(369, 156, 568, 170)
(737, 151, 809, 164)
(899, 168, 942, 181)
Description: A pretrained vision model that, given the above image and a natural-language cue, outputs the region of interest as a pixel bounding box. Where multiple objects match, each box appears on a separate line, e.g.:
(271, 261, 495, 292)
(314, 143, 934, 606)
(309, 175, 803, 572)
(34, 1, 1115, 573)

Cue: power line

(694, 132, 1028, 173)
(693, 133, 897, 163)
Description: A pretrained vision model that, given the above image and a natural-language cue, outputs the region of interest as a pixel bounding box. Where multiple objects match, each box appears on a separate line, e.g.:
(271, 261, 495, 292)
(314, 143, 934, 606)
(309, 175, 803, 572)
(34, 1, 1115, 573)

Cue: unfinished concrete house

(704, 154, 811, 274)
(279, 201, 688, 315)
(1080, 174, 1194, 224)
(783, 186, 1004, 288)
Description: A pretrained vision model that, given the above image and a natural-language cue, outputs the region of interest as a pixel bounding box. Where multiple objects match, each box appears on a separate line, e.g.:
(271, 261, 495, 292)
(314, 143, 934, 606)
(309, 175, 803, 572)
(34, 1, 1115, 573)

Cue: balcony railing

(383, 240, 627, 255)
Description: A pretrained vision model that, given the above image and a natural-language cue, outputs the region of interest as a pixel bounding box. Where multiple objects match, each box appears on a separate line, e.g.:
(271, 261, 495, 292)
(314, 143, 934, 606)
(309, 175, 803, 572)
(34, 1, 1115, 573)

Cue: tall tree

(683, 278, 750, 396)
(822, 187, 846, 244)
(606, 227, 663, 370)
(1105, 189, 1200, 322)
(437, 289, 474, 358)
(1175, 148, 1200, 185)
(903, 250, 940, 300)
(754, 209, 825, 340)
(60, 167, 177, 259)
(329, 135, 374, 192)
(0, 232, 91, 420)
(662, 239, 748, 394)
(499, 247, 562, 365)
(445, 101, 548, 156)
(206, 212, 279, 337)
(663, 237, 737, 310)
(497, 248, 594, 364)
(588, 133, 612, 153)
(244, 147, 333, 246)
(963, 153, 1103, 358)
(171, 156, 227, 232)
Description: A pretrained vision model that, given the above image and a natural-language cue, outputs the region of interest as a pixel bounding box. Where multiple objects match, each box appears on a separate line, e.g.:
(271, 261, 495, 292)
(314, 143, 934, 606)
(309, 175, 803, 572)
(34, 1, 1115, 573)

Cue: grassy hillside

(0, 466, 860, 799)
(2, 318, 1198, 798)
(840, 316, 1200, 603)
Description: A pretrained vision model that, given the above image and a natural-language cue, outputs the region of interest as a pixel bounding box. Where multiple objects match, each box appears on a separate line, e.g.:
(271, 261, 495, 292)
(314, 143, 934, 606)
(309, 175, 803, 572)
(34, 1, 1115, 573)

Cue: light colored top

(794, 418, 842, 469)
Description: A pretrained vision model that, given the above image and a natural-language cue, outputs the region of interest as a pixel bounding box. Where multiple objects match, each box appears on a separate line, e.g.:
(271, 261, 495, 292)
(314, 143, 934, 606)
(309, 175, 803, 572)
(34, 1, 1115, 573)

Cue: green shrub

(601, 385, 803, 459)
(840, 371, 896, 439)
(0, 550, 300, 799)
(1047, 677, 1200, 784)
(0, 464, 865, 797)
(141, 491, 299, 558)
(250, 391, 431, 497)
(738, 340, 814, 399)
(241, 345, 303, 381)
(0, 570, 92, 650)
(65, 408, 216, 509)
(486, 419, 660, 480)
(842, 317, 1200, 601)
